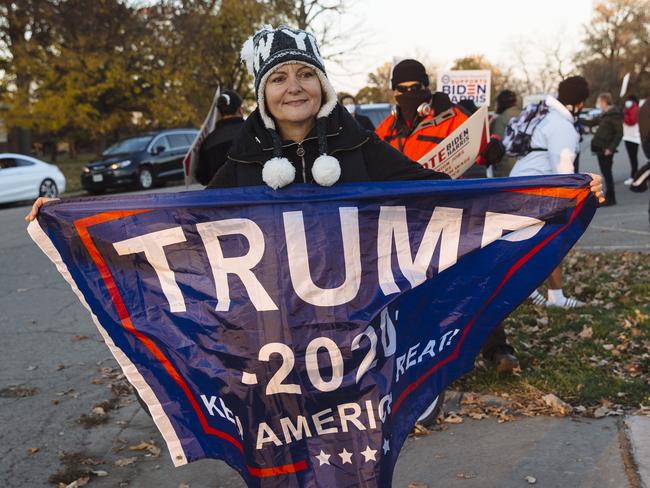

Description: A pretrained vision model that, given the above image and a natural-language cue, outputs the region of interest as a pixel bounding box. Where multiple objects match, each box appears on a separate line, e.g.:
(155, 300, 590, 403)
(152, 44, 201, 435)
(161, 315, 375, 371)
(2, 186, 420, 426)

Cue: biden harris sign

(28, 176, 596, 487)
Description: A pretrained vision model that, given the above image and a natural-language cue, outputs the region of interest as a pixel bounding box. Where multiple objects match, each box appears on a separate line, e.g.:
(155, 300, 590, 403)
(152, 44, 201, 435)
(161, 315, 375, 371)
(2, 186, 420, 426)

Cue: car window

(167, 134, 190, 149)
(182, 133, 197, 146)
(152, 136, 171, 152)
(0, 158, 17, 169)
(15, 158, 36, 167)
(103, 136, 152, 156)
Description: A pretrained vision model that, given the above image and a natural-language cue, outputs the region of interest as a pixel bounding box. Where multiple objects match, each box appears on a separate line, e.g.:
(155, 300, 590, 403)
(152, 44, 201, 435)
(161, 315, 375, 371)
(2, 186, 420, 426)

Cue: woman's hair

(597, 92, 613, 106)
(339, 93, 356, 104)
(495, 89, 517, 114)
(217, 89, 243, 116)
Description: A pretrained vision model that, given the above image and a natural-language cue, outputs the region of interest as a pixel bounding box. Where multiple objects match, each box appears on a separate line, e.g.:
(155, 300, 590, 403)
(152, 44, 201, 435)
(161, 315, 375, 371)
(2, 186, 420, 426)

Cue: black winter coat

(590, 106, 624, 154)
(207, 103, 448, 188)
(196, 117, 244, 186)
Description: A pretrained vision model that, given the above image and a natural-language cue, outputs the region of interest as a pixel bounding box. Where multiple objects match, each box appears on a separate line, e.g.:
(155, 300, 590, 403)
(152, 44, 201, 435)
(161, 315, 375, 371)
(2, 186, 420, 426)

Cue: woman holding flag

(24, 24, 608, 488)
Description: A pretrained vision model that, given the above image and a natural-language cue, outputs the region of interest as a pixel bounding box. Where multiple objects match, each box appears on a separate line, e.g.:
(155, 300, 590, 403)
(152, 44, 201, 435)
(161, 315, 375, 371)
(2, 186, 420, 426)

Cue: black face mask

(396, 89, 432, 125)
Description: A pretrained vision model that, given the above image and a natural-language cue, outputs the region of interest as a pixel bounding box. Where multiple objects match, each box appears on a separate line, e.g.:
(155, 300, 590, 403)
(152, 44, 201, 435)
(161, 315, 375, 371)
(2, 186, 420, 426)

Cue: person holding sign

(375, 59, 504, 173)
(375, 59, 470, 162)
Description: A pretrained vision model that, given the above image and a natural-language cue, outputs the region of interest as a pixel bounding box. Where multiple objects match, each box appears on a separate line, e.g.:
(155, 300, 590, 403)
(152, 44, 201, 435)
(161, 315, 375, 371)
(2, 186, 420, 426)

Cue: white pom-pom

(262, 157, 295, 189)
(240, 35, 255, 75)
(312, 154, 341, 187)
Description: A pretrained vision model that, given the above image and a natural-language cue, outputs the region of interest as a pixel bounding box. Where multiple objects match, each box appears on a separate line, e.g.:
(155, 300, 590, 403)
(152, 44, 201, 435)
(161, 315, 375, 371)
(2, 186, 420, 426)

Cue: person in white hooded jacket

(510, 76, 591, 308)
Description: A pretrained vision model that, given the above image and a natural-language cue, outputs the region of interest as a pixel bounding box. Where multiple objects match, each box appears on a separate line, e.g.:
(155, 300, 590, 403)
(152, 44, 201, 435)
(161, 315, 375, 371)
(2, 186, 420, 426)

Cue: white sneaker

(624, 178, 634, 186)
(546, 296, 586, 308)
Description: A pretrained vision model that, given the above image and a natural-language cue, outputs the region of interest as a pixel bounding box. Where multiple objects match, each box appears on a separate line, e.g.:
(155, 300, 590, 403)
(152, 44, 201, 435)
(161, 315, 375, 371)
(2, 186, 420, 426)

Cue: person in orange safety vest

(376, 59, 504, 170)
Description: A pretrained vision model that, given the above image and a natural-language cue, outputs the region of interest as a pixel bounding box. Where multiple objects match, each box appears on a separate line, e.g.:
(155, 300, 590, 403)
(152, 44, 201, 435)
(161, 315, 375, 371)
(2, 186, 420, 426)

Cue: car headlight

(82, 166, 91, 173)
(110, 160, 132, 170)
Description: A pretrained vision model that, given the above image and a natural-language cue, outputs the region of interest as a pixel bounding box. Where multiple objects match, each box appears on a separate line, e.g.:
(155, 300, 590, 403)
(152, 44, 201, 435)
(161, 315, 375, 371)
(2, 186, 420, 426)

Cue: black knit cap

(242, 25, 327, 93)
(495, 90, 517, 113)
(216, 89, 243, 116)
(391, 59, 429, 89)
(557, 76, 590, 106)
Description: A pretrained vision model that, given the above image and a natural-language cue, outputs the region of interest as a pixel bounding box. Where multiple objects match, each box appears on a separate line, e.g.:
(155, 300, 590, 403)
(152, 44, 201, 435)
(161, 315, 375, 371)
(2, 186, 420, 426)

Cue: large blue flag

(29, 176, 596, 487)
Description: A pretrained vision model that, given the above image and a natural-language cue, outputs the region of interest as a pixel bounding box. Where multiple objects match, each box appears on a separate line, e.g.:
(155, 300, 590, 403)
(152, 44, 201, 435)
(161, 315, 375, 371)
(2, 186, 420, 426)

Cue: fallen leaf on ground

(593, 406, 610, 418)
(114, 457, 137, 467)
(59, 476, 90, 488)
(542, 394, 572, 416)
(28, 447, 39, 455)
(407, 482, 428, 488)
(456, 472, 477, 479)
(578, 326, 593, 339)
(444, 413, 464, 424)
(411, 423, 431, 436)
(128, 440, 161, 457)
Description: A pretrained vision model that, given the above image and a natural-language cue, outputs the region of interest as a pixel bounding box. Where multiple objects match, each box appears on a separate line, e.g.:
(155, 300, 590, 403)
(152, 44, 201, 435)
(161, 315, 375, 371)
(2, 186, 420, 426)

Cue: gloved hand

(479, 136, 505, 167)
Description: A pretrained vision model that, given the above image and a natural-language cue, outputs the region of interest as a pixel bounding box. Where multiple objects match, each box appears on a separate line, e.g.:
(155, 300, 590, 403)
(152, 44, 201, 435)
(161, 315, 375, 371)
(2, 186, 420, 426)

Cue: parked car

(81, 128, 198, 194)
(356, 103, 392, 128)
(0, 153, 66, 204)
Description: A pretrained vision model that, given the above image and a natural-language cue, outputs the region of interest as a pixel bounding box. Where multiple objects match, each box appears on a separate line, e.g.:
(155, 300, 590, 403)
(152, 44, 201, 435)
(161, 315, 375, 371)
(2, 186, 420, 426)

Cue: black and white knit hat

(241, 25, 340, 189)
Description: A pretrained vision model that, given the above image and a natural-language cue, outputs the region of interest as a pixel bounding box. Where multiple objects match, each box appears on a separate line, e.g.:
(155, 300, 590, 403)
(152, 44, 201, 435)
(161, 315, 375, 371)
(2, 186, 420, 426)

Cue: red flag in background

(183, 86, 221, 186)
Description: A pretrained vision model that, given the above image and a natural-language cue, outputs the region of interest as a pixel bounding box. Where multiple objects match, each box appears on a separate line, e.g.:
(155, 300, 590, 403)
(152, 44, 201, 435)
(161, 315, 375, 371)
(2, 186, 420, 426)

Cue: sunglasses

(395, 83, 424, 93)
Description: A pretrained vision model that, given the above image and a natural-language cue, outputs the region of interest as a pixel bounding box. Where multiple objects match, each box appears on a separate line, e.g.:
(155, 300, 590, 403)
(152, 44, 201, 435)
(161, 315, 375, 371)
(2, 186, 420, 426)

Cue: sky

(321, 0, 595, 93)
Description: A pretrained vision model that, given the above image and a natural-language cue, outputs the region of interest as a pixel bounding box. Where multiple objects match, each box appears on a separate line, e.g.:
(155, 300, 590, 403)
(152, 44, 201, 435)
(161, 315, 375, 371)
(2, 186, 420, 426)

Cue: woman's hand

(586, 173, 605, 204)
(25, 197, 58, 222)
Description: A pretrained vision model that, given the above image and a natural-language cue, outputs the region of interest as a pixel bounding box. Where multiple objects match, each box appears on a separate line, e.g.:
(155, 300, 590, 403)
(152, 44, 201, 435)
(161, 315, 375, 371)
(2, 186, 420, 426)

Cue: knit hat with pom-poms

(240, 25, 340, 189)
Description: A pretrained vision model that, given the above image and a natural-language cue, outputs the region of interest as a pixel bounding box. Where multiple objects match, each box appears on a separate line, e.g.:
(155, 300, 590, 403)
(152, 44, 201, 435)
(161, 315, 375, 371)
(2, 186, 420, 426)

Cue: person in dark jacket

(589, 92, 624, 206)
(208, 26, 448, 189)
(339, 93, 375, 131)
(489, 90, 519, 177)
(195, 89, 245, 186)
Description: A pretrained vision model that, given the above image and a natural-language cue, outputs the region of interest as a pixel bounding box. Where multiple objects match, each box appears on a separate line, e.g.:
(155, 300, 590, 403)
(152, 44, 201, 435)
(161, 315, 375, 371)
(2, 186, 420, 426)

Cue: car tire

(138, 166, 154, 190)
(39, 179, 59, 198)
(417, 389, 445, 428)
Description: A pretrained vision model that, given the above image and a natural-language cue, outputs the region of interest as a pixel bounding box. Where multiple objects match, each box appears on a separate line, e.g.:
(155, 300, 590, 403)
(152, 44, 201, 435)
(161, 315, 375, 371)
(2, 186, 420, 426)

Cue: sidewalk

(72, 393, 648, 488)
(575, 136, 650, 252)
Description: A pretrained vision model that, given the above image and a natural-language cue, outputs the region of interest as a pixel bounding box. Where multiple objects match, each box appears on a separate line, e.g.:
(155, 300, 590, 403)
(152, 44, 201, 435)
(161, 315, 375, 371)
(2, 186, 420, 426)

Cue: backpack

(503, 101, 550, 158)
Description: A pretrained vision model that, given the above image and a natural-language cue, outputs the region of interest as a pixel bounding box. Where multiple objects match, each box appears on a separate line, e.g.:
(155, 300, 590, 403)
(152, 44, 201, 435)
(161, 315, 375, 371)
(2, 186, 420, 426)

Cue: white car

(0, 153, 66, 204)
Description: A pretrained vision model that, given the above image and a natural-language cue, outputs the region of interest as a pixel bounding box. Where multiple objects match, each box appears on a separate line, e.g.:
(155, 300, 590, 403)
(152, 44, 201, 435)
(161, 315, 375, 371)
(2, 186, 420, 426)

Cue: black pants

(625, 141, 639, 178)
(597, 152, 615, 200)
(481, 324, 514, 362)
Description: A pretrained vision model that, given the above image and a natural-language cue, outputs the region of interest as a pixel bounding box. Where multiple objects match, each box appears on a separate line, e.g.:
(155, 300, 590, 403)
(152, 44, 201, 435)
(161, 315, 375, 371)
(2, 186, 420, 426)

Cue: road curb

(626, 416, 650, 488)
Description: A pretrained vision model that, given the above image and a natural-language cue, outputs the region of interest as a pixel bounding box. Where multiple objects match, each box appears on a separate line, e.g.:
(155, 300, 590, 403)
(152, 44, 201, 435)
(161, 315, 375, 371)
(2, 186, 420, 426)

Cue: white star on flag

(361, 445, 377, 462)
(383, 439, 390, 454)
(338, 448, 353, 464)
(315, 450, 331, 466)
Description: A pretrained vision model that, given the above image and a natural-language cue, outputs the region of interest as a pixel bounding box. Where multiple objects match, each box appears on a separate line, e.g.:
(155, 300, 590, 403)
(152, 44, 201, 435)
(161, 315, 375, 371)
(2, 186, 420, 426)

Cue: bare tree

(576, 0, 650, 100)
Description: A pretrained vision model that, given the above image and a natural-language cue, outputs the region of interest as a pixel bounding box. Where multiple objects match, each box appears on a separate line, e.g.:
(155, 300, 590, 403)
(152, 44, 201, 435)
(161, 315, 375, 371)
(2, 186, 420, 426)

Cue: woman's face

(264, 64, 322, 125)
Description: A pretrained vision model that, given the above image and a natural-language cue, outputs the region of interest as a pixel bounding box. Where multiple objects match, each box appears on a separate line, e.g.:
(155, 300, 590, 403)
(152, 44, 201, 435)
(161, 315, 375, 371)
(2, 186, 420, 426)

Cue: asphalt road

(0, 143, 647, 487)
